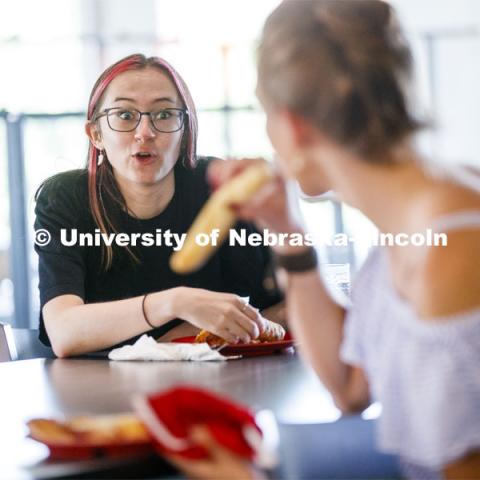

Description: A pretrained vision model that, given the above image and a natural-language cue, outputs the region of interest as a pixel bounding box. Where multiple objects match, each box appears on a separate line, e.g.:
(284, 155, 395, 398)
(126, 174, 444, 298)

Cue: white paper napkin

(108, 335, 227, 362)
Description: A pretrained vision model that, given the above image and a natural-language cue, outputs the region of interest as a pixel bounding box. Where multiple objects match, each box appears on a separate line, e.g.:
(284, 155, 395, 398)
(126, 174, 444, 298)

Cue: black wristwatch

(274, 246, 318, 273)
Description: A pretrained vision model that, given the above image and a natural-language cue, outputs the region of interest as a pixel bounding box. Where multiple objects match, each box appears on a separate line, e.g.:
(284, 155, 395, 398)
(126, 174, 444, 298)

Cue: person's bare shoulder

(408, 178, 480, 319)
(413, 225, 480, 319)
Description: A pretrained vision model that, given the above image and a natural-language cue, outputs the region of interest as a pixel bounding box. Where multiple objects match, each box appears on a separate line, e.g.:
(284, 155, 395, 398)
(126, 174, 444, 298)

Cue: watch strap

(274, 247, 318, 273)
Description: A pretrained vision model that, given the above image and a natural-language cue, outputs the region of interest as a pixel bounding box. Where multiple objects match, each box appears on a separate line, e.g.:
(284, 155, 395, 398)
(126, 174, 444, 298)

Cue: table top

(1, 352, 341, 479)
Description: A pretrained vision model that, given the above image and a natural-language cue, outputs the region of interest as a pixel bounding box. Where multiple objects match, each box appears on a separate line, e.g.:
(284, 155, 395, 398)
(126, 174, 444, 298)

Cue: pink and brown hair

(86, 54, 198, 269)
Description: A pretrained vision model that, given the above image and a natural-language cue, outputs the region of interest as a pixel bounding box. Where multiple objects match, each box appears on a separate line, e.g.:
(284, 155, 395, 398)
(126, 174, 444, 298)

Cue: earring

(97, 151, 104, 166)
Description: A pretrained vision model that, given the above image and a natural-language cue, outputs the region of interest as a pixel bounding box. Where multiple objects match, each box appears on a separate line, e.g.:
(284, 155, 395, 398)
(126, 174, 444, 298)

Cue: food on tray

(27, 413, 150, 445)
(170, 163, 273, 274)
(195, 319, 286, 348)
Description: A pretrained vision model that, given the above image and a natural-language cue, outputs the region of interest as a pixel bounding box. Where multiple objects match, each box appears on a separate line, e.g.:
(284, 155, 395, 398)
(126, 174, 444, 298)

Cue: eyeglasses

(94, 107, 188, 133)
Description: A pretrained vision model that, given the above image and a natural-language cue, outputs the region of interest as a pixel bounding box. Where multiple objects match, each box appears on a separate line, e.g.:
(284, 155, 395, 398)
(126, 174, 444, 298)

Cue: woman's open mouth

(132, 152, 156, 164)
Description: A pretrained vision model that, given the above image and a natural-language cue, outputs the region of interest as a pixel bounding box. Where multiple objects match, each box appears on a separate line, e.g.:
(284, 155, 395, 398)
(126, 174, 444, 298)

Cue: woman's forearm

(44, 288, 184, 357)
(284, 269, 352, 398)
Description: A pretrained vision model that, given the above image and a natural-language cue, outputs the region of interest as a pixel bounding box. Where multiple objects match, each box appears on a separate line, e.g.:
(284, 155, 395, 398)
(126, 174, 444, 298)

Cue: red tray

(172, 332, 295, 357)
(37, 441, 154, 461)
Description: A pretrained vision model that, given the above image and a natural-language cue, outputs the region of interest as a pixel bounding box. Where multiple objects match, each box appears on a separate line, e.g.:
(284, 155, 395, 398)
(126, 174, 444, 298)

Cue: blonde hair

(258, 0, 423, 161)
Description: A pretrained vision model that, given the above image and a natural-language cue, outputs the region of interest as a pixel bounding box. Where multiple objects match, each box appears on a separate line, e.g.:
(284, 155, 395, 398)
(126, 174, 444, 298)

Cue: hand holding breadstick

(170, 162, 274, 274)
(210, 157, 306, 236)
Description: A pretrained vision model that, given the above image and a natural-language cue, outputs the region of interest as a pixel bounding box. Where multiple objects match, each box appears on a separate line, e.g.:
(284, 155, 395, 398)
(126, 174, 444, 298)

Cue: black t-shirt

(34, 157, 282, 348)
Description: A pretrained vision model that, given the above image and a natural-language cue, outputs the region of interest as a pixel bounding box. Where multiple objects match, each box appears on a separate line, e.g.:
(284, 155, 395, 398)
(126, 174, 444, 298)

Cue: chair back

(11, 328, 54, 360)
(0, 323, 18, 362)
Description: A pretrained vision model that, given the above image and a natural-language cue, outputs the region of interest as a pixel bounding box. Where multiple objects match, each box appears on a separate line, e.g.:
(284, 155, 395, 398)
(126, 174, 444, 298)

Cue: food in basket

(195, 319, 286, 348)
(27, 413, 150, 445)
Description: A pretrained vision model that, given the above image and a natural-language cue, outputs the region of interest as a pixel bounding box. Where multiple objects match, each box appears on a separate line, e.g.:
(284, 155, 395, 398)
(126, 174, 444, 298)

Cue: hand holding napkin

(108, 335, 227, 362)
(132, 386, 277, 468)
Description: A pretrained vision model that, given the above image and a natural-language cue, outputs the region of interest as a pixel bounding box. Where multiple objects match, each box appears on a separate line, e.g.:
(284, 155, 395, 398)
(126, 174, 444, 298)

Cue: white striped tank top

(340, 211, 480, 479)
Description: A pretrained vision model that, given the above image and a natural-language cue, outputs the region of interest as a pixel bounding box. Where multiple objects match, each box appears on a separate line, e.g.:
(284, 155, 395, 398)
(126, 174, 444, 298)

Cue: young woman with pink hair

(34, 54, 283, 358)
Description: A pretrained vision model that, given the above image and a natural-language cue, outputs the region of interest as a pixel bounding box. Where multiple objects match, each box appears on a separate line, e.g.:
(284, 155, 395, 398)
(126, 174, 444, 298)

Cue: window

(0, 117, 13, 324)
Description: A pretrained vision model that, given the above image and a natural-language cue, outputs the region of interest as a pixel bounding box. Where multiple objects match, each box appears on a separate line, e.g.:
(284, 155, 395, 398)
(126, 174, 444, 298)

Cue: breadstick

(170, 163, 273, 274)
